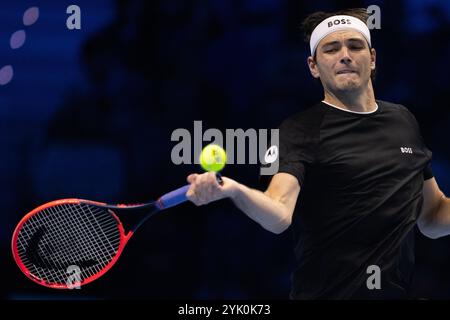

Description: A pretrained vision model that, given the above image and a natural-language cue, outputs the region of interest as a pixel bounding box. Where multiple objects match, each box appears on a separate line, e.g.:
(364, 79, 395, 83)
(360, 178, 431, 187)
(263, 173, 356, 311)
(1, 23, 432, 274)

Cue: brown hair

(301, 8, 376, 80)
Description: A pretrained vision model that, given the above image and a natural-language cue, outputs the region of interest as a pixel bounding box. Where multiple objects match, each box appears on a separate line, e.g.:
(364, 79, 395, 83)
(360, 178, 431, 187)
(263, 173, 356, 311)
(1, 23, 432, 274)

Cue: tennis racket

(12, 173, 223, 289)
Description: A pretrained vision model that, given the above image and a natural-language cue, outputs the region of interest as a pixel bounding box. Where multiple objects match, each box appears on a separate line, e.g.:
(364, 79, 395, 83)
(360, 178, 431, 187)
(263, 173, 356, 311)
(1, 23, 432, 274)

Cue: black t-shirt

(263, 100, 433, 299)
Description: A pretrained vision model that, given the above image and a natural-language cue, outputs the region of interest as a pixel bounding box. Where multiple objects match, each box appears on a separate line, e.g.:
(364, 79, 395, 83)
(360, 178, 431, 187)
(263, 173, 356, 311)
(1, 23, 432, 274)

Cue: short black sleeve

(276, 118, 316, 185)
(259, 108, 322, 189)
(423, 162, 434, 180)
(400, 106, 434, 181)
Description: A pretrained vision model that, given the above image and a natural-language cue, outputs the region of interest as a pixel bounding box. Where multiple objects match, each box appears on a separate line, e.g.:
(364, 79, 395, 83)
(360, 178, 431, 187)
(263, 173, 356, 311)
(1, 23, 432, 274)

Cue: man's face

(308, 30, 376, 94)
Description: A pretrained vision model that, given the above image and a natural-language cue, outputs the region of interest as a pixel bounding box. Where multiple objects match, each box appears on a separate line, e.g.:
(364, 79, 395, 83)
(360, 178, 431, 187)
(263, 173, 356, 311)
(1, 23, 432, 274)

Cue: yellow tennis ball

(199, 144, 227, 172)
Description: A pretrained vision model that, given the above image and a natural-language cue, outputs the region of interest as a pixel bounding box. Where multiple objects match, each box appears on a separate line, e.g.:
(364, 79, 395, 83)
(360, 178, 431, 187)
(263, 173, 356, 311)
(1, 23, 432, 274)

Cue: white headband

(309, 15, 371, 56)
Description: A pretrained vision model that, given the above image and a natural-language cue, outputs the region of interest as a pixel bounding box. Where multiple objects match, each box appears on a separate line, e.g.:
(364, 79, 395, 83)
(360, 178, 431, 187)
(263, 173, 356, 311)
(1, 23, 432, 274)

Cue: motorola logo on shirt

(264, 145, 278, 164)
(400, 147, 413, 154)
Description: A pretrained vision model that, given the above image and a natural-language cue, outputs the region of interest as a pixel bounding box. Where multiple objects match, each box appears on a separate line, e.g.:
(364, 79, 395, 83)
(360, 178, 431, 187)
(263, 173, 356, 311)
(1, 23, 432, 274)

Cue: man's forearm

(423, 195, 450, 239)
(230, 183, 292, 234)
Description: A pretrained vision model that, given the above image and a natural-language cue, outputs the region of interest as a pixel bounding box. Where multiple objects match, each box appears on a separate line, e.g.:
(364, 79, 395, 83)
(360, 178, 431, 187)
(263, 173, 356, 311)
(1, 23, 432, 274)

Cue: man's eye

(350, 46, 364, 50)
(325, 48, 337, 53)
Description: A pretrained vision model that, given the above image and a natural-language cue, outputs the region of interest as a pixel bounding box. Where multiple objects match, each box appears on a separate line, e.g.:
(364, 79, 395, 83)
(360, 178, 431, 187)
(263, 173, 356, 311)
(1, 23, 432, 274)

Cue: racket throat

(111, 205, 160, 232)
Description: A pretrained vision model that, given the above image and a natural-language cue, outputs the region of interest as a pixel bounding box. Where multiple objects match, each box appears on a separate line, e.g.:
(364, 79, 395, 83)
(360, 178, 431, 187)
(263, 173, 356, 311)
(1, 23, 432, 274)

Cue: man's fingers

(186, 172, 226, 206)
(186, 185, 194, 198)
(186, 187, 201, 206)
(187, 174, 198, 184)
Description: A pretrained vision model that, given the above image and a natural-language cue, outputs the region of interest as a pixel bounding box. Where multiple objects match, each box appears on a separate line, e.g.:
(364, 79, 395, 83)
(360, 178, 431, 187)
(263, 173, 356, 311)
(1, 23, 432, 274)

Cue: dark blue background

(1, 0, 449, 299)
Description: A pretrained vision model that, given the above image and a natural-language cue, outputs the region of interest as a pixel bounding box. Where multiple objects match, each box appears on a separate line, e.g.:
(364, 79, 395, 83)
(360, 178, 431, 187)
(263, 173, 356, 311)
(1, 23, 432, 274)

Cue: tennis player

(186, 8, 449, 299)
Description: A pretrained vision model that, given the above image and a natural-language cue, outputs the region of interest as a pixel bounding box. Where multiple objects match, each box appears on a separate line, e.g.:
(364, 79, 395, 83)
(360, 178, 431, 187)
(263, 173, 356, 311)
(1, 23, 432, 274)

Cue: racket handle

(158, 173, 224, 209)
(158, 185, 190, 209)
(215, 173, 224, 186)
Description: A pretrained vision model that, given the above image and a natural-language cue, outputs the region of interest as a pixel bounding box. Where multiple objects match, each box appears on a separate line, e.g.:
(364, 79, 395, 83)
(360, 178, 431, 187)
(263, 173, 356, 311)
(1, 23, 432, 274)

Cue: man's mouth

(336, 69, 357, 75)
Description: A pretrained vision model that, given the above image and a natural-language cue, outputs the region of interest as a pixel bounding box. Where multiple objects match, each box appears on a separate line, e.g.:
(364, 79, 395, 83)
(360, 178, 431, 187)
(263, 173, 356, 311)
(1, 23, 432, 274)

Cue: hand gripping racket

(12, 174, 223, 289)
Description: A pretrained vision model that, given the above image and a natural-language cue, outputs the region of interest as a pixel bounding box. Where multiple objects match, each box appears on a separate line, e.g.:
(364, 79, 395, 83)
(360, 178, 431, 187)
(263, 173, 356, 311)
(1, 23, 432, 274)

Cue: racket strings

(16, 202, 121, 286)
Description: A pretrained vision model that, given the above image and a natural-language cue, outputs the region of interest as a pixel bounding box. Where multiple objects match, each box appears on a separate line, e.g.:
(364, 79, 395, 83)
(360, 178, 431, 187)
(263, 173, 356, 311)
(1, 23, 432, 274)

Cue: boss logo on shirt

(400, 147, 413, 154)
(328, 19, 352, 28)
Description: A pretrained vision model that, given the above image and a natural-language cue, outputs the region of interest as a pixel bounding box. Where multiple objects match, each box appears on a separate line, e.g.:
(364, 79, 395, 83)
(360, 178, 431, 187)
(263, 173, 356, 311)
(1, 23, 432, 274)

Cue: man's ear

(370, 48, 376, 70)
(307, 56, 320, 79)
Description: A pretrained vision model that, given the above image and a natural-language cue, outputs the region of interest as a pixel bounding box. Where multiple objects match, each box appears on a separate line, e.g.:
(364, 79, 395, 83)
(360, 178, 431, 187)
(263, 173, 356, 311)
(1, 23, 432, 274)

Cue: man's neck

(323, 83, 377, 113)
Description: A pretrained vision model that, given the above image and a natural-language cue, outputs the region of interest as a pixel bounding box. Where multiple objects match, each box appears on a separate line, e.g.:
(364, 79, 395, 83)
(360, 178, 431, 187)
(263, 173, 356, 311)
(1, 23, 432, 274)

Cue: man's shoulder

(279, 102, 327, 130)
(377, 100, 419, 126)
(377, 99, 411, 114)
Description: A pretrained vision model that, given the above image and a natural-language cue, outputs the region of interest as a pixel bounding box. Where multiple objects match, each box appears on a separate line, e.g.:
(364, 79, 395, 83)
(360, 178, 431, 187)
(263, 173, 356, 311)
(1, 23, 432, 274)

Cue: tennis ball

(199, 144, 227, 172)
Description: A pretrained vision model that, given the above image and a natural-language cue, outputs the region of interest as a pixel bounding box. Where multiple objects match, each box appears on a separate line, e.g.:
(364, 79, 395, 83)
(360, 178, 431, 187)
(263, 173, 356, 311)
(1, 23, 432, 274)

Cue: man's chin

(335, 81, 361, 92)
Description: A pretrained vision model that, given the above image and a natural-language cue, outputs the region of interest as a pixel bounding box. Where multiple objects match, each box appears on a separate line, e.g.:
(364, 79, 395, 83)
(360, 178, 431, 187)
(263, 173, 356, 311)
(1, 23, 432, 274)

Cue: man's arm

(186, 172, 300, 234)
(417, 178, 450, 239)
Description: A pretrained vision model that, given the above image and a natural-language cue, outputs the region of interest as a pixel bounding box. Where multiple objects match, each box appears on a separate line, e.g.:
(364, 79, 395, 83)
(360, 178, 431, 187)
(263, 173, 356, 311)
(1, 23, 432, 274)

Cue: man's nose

(339, 47, 352, 64)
